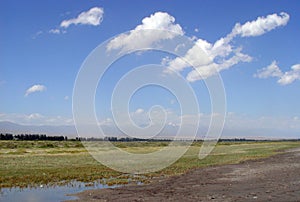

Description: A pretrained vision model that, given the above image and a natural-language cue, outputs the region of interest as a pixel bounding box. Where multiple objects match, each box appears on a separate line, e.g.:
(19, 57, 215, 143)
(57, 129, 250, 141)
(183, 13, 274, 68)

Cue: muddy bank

(70, 148, 300, 202)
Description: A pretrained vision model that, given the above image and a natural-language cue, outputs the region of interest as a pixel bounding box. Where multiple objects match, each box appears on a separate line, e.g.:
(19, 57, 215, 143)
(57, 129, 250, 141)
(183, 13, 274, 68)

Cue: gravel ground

(69, 147, 300, 202)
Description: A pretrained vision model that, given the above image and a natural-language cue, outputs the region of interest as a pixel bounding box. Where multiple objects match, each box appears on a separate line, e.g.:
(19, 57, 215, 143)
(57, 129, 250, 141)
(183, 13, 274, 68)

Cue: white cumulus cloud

(106, 12, 184, 52)
(279, 64, 300, 85)
(255, 61, 300, 85)
(60, 7, 104, 28)
(254, 61, 283, 78)
(231, 12, 289, 37)
(165, 12, 289, 82)
(25, 84, 46, 96)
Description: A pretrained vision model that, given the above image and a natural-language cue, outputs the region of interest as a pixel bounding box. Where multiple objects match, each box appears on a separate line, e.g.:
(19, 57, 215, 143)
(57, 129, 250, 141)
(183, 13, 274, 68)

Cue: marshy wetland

(1, 140, 300, 201)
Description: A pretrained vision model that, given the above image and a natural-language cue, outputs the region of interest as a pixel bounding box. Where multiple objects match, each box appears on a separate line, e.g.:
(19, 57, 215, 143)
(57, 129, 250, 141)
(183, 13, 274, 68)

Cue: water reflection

(0, 180, 117, 202)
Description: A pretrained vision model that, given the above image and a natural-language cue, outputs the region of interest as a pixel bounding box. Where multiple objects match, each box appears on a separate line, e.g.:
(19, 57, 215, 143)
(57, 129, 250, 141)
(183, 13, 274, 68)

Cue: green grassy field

(0, 140, 299, 188)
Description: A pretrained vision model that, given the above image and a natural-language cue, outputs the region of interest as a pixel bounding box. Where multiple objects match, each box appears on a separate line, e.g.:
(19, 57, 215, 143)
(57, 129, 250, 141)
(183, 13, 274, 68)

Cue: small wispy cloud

(254, 61, 282, 79)
(0, 112, 73, 126)
(49, 29, 61, 34)
(47, 7, 104, 35)
(135, 108, 144, 114)
(32, 30, 43, 39)
(27, 113, 44, 120)
(25, 84, 46, 97)
(255, 61, 300, 85)
(60, 7, 104, 28)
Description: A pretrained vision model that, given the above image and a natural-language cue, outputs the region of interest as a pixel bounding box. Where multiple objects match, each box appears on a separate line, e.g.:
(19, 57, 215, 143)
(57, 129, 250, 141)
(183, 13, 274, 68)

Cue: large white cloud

(106, 12, 184, 52)
(25, 84, 46, 96)
(165, 34, 251, 81)
(255, 61, 300, 85)
(60, 7, 104, 28)
(185, 47, 252, 81)
(165, 12, 289, 82)
(231, 12, 289, 37)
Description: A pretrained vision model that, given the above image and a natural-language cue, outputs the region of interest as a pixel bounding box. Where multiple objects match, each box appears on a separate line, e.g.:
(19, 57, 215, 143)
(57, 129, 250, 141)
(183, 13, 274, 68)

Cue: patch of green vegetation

(153, 141, 300, 177)
(112, 141, 170, 148)
(0, 140, 84, 149)
(0, 152, 120, 188)
(0, 140, 299, 188)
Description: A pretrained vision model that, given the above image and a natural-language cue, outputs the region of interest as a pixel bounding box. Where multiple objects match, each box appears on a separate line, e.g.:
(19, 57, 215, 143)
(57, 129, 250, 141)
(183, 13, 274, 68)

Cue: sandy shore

(69, 147, 300, 202)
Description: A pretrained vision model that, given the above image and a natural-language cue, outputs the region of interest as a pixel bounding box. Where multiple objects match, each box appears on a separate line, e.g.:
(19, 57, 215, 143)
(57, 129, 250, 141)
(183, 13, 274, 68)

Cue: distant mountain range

(1, 121, 297, 140)
(0, 121, 77, 137)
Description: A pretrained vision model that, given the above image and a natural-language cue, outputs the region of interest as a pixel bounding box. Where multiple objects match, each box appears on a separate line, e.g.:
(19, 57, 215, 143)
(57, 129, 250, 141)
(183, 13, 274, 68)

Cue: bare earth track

(71, 148, 300, 202)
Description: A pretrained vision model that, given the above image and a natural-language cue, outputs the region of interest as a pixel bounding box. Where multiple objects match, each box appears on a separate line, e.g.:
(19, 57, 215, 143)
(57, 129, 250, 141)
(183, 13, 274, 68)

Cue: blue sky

(1, 0, 300, 138)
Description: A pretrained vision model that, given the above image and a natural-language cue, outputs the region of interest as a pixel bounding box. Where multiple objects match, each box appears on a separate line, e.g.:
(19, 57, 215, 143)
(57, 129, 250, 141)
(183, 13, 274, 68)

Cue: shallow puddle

(0, 180, 117, 202)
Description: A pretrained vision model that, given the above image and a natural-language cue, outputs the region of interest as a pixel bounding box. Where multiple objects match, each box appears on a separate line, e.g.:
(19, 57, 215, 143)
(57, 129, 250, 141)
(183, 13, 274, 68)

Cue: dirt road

(71, 148, 300, 202)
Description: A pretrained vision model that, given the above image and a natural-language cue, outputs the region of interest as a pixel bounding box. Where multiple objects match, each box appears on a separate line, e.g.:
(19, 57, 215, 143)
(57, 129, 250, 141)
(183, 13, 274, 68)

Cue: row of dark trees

(1, 133, 299, 142)
(77, 136, 172, 142)
(0, 133, 170, 142)
(0, 133, 67, 141)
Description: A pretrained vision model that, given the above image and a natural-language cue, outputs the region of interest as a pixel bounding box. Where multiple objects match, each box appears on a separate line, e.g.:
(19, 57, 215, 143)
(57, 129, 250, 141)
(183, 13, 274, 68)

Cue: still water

(0, 180, 117, 202)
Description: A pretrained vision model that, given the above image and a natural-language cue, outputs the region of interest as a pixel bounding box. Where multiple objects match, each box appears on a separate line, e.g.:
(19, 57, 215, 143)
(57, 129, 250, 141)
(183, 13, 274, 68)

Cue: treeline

(78, 137, 171, 142)
(0, 133, 67, 141)
(0, 133, 171, 142)
(67, 137, 300, 142)
(1, 133, 299, 142)
(219, 138, 259, 142)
